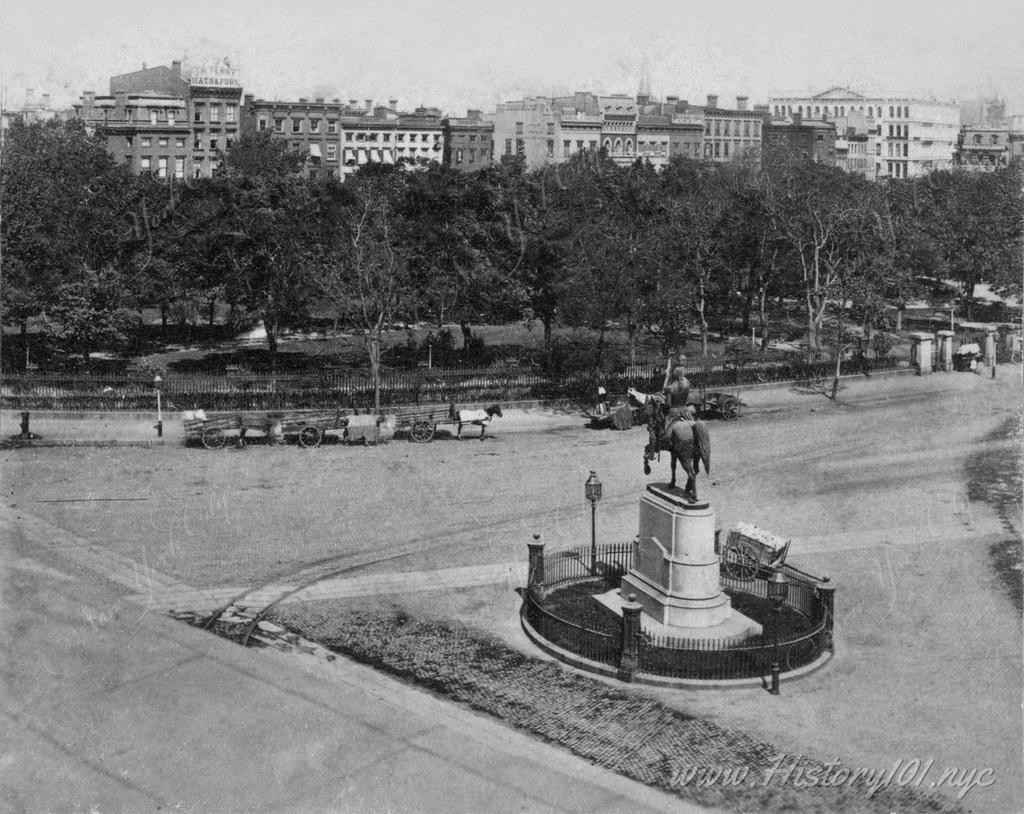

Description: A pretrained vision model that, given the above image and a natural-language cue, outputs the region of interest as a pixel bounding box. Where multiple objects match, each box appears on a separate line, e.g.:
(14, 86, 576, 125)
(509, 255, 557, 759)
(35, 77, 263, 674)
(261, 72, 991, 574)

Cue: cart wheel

(722, 541, 759, 581)
(298, 426, 323, 448)
(201, 428, 226, 450)
(409, 420, 435, 443)
(721, 398, 740, 421)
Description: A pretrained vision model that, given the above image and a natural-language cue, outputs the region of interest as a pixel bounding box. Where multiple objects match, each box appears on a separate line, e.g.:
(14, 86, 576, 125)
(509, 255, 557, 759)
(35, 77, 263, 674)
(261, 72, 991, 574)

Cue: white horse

(449, 403, 503, 440)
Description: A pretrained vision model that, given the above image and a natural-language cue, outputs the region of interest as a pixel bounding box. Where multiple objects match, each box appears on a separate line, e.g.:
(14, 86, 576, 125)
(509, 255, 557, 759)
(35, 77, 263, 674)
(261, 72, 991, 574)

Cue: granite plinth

(593, 589, 762, 641)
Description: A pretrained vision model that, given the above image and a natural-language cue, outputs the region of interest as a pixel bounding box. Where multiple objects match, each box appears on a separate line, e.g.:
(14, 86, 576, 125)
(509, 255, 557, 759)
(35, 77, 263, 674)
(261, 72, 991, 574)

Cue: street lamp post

(585, 471, 602, 573)
(153, 375, 163, 438)
(766, 569, 790, 696)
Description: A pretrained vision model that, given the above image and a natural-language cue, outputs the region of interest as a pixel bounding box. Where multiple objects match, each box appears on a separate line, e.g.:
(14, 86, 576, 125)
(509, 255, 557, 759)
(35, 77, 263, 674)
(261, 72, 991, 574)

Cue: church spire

(637, 51, 652, 105)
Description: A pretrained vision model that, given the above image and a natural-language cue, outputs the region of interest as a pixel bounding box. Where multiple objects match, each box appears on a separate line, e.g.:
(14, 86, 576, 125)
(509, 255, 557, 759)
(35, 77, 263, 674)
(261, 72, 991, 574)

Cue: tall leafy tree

(1, 119, 137, 363)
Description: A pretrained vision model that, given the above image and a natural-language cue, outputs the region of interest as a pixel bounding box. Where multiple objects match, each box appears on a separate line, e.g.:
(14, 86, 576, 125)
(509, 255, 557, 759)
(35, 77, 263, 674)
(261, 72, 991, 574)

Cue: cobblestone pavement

(260, 600, 964, 814)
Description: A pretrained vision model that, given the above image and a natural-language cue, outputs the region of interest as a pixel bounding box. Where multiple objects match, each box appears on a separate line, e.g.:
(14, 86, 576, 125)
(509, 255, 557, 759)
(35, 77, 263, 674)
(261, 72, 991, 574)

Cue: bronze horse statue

(633, 392, 711, 500)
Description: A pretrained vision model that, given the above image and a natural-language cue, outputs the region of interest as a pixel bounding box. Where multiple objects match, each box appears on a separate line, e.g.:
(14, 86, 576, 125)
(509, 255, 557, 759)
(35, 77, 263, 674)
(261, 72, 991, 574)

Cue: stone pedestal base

(593, 589, 762, 641)
(618, 483, 761, 640)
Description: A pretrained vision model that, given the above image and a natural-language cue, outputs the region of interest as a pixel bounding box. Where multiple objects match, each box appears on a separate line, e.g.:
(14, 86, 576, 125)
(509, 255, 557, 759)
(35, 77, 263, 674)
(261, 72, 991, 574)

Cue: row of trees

(2, 119, 1021, 403)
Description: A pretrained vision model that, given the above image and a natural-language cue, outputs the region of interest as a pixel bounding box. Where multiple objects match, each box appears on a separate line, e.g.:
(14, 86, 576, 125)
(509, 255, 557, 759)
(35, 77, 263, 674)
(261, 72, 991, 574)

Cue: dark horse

(637, 394, 711, 500)
(449, 403, 503, 440)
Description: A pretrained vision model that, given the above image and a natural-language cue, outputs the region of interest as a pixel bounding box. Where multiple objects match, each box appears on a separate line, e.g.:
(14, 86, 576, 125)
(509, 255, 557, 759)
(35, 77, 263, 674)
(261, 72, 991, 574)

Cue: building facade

(763, 112, 837, 165)
(767, 87, 960, 179)
(955, 126, 1012, 171)
(441, 110, 494, 172)
(242, 96, 445, 178)
(700, 95, 763, 163)
(486, 91, 710, 169)
(75, 58, 241, 180)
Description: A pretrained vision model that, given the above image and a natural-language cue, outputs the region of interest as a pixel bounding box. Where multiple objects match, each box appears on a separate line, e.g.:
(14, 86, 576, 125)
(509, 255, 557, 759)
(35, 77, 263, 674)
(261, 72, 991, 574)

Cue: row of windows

(888, 142, 910, 157)
(773, 103, 913, 120)
(453, 147, 490, 164)
(193, 104, 237, 124)
(139, 156, 185, 179)
(704, 119, 760, 138)
(888, 124, 908, 138)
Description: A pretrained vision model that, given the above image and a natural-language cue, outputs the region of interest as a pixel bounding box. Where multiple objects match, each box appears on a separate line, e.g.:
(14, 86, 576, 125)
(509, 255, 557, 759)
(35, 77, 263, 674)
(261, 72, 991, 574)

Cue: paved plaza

(2, 369, 1021, 812)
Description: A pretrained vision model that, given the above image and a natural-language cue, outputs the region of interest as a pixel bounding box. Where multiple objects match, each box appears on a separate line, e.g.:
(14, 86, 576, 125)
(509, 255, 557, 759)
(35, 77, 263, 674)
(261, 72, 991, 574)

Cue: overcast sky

(2, 0, 1022, 115)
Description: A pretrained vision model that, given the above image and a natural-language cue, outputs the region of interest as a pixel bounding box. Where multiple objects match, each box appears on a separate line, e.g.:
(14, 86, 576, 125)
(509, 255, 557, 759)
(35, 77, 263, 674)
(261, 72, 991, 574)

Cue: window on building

(326, 144, 337, 160)
(723, 141, 730, 157)
(714, 142, 720, 157)
(258, 117, 267, 131)
(396, 133, 404, 141)
(226, 105, 236, 123)
(714, 121, 720, 136)
(505, 138, 512, 155)
(753, 122, 760, 137)
(140, 157, 151, 173)
(226, 138, 233, 150)
(210, 138, 218, 151)
(310, 119, 321, 134)
(291, 118, 301, 133)
(157, 157, 167, 178)
(547, 139, 554, 158)
(274, 118, 284, 132)
(141, 137, 152, 147)
(889, 106, 894, 118)
(743, 121, 750, 137)
(563, 139, 571, 156)
(193, 166, 202, 179)
(724, 121, 730, 136)
(210, 105, 220, 123)
(469, 134, 476, 142)
(589, 140, 597, 151)
(174, 157, 184, 179)
(456, 148, 463, 164)
(705, 121, 711, 135)
(168, 111, 176, 126)
(150, 110, 158, 125)
(515, 121, 523, 134)
(903, 143, 908, 157)
(194, 136, 201, 149)
(158, 137, 168, 147)
(327, 120, 337, 134)
(125, 136, 133, 148)
(469, 148, 476, 163)
(194, 105, 204, 123)
(546, 122, 555, 135)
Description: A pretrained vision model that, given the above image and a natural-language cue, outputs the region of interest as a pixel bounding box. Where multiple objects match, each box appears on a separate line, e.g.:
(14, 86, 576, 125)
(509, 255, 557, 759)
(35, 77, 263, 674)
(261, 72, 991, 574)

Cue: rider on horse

(645, 358, 691, 462)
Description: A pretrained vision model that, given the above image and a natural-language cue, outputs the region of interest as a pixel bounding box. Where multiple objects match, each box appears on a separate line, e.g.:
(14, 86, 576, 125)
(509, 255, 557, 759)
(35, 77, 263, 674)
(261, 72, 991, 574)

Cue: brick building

(763, 111, 837, 165)
(955, 126, 1011, 171)
(242, 96, 445, 179)
(699, 95, 763, 163)
(75, 58, 241, 180)
(441, 110, 494, 172)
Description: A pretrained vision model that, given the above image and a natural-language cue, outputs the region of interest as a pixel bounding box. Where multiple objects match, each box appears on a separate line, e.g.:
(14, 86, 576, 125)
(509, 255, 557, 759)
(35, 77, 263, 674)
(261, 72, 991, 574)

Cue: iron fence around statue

(525, 541, 833, 683)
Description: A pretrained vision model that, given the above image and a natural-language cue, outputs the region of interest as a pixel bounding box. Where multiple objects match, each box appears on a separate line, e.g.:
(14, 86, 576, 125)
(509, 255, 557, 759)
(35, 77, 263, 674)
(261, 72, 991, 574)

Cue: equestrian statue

(630, 359, 711, 501)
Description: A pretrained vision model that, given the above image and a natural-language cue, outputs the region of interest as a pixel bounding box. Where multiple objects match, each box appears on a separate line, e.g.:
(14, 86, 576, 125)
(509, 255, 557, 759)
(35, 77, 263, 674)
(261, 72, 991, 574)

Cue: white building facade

(767, 87, 960, 179)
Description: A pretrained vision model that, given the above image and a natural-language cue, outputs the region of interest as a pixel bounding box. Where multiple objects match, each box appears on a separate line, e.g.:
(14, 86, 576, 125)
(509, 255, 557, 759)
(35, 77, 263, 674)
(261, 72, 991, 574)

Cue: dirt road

(4, 370, 1022, 812)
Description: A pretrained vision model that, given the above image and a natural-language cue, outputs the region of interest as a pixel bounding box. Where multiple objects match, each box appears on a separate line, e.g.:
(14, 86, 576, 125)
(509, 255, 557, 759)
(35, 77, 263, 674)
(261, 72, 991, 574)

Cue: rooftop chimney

(389, 98, 398, 109)
(171, 60, 181, 78)
(365, 98, 373, 110)
(737, 95, 748, 111)
(706, 94, 718, 109)
(315, 96, 324, 103)
(42, 93, 51, 108)
(467, 109, 481, 120)
(298, 97, 308, 103)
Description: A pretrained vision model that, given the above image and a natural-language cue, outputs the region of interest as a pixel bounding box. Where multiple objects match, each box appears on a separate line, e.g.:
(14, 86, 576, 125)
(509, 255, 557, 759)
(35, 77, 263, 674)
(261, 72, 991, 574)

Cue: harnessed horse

(449, 403, 503, 440)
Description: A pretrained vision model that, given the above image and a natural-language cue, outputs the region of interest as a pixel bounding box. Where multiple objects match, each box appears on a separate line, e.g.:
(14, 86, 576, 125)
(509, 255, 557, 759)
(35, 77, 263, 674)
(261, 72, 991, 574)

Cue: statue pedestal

(618, 484, 761, 640)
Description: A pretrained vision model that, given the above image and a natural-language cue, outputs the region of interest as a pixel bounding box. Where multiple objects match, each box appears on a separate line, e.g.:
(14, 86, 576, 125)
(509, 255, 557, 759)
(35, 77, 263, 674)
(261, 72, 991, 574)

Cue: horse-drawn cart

(183, 409, 392, 449)
(394, 403, 503, 442)
(696, 389, 744, 421)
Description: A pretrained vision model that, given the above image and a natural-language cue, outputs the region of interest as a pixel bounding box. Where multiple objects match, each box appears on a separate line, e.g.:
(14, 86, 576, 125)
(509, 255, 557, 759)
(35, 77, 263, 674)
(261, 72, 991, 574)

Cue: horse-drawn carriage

(695, 389, 744, 421)
(582, 387, 642, 430)
(394, 403, 503, 442)
(719, 523, 791, 581)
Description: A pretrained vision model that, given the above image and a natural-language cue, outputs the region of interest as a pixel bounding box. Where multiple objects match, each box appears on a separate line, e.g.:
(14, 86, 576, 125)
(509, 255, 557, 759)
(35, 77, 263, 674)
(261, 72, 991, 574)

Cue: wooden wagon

(696, 388, 744, 421)
(183, 409, 390, 449)
(719, 523, 790, 581)
(393, 404, 459, 443)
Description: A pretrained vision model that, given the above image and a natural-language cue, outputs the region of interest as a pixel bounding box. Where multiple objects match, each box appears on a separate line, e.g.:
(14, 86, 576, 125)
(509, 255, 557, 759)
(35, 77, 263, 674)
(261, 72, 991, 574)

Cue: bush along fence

(0, 346, 915, 411)
(521, 539, 835, 684)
